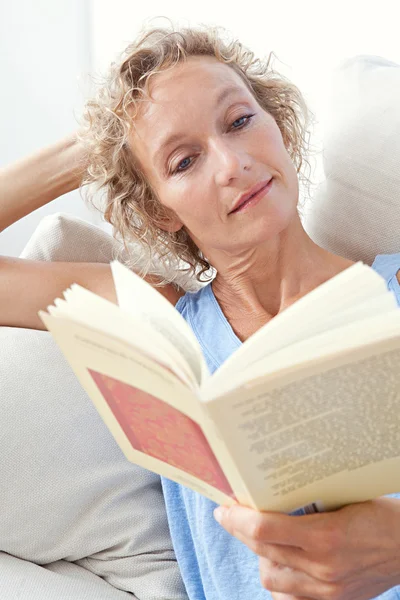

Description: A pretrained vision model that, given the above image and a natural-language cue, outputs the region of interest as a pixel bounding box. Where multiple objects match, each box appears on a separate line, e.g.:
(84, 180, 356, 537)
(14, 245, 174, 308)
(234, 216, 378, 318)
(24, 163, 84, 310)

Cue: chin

(257, 197, 298, 236)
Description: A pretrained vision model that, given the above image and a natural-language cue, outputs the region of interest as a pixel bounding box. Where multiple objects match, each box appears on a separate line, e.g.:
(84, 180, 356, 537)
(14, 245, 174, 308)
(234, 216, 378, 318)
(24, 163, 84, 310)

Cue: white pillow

(303, 55, 400, 264)
(0, 213, 188, 600)
(19, 211, 122, 263)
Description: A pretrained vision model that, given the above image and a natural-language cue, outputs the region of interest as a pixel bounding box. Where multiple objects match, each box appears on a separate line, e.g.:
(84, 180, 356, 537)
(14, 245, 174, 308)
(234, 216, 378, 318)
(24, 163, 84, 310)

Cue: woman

(1, 24, 400, 600)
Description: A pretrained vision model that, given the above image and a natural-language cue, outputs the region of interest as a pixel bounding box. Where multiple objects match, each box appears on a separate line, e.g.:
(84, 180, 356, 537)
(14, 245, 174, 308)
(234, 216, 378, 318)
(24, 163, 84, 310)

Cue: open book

(40, 261, 400, 514)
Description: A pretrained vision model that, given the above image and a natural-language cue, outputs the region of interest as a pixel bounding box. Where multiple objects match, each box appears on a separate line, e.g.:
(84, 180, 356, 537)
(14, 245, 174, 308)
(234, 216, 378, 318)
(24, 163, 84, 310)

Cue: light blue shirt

(162, 254, 400, 600)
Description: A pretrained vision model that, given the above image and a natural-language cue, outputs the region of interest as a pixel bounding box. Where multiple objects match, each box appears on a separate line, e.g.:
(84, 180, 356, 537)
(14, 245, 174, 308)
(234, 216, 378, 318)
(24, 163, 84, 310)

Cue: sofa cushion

(303, 55, 400, 264)
(20, 211, 202, 291)
(0, 214, 188, 599)
(0, 552, 134, 600)
(19, 212, 121, 263)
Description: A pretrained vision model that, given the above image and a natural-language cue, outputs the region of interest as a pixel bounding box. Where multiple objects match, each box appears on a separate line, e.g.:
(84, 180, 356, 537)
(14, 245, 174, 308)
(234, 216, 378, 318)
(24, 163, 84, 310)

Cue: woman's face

(130, 55, 299, 257)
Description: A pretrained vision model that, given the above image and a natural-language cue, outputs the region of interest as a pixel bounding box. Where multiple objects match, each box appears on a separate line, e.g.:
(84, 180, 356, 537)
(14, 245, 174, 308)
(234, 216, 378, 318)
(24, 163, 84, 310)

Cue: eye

(231, 114, 255, 129)
(172, 156, 194, 175)
(170, 114, 255, 176)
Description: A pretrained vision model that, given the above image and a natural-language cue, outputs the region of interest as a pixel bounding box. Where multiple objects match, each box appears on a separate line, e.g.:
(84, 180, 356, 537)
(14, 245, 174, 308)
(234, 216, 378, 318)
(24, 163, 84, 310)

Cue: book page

(206, 308, 400, 398)
(111, 262, 209, 385)
(210, 263, 392, 389)
(205, 336, 400, 512)
(56, 283, 197, 388)
(39, 311, 237, 508)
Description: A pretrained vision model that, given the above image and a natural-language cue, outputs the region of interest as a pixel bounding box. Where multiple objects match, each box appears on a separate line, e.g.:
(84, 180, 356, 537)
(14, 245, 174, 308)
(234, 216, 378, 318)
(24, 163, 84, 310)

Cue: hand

(213, 497, 400, 600)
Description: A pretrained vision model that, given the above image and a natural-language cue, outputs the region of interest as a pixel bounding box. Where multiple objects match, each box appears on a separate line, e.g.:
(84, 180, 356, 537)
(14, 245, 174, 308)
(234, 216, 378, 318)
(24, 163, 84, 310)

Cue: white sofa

(0, 55, 399, 599)
(0, 215, 190, 600)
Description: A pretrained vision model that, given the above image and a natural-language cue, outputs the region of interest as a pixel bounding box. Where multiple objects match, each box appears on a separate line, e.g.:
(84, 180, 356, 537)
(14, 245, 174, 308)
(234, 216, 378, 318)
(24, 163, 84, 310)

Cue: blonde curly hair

(80, 23, 313, 286)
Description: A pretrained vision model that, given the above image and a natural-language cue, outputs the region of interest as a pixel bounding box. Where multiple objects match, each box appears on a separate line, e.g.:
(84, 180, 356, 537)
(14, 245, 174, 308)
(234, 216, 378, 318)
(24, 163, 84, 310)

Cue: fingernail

(213, 507, 225, 523)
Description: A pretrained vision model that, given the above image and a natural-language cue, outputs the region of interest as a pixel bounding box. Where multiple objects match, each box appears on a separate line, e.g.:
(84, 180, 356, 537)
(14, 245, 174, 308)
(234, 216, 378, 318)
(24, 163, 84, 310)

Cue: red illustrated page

(88, 369, 235, 497)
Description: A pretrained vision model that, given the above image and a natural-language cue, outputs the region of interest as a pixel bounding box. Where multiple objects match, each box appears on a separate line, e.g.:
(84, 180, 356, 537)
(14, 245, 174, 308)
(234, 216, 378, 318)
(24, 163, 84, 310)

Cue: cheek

(285, 156, 300, 193)
(269, 132, 299, 191)
(179, 198, 207, 223)
(160, 187, 204, 224)
(254, 122, 287, 163)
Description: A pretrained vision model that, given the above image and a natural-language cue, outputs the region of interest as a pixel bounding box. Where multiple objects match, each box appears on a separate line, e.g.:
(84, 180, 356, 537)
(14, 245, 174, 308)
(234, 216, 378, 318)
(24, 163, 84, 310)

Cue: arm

(0, 135, 116, 330)
(0, 135, 182, 330)
(0, 134, 85, 233)
(1, 257, 116, 330)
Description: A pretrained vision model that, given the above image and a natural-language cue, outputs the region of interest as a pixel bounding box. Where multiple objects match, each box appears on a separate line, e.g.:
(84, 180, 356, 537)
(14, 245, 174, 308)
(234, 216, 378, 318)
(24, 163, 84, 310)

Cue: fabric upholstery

(303, 55, 400, 264)
(0, 213, 188, 599)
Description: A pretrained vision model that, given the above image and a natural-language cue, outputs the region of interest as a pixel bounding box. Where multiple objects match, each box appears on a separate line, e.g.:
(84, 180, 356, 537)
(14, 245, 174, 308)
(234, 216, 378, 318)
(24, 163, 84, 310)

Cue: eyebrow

(153, 85, 245, 168)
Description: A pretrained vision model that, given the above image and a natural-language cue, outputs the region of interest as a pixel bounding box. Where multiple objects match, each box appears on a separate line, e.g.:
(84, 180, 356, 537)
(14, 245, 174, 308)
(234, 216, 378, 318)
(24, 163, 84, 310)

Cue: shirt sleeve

(372, 253, 400, 307)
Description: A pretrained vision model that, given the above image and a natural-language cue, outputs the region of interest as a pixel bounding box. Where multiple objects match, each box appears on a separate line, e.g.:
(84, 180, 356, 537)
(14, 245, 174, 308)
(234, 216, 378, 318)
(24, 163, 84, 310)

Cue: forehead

(130, 56, 252, 172)
(146, 55, 248, 103)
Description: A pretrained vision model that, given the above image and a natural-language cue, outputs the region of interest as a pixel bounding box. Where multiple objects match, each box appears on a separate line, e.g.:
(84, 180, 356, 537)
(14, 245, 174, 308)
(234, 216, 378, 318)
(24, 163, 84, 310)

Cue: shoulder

(160, 284, 186, 306)
(371, 253, 400, 306)
(143, 275, 186, 306)
(371, 253, 400, 280)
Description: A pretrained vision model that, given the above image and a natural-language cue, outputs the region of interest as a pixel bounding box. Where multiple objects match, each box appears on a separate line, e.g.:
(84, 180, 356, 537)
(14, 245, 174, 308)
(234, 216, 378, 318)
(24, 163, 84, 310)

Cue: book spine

(200, 403, 258, 508)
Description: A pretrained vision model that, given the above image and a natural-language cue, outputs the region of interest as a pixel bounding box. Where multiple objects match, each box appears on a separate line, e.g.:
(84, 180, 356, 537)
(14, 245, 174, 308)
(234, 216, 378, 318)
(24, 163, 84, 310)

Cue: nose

(210, 138, 251, 187)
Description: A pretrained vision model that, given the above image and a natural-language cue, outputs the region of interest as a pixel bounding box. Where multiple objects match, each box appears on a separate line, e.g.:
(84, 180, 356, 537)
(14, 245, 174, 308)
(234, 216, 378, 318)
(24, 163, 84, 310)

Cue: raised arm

(0, 135, 182, 330)
(0, 135, 117, 330)
(0, 135, 84, 233)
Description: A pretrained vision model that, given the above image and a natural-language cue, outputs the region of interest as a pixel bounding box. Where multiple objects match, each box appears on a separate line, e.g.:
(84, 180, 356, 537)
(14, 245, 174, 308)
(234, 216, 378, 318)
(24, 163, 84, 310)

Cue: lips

(229, 178, 272, 214)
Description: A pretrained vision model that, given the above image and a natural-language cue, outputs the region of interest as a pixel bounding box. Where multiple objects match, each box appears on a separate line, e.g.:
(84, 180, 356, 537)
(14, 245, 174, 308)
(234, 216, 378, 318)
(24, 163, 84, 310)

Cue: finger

(259, 558, 335, 600)
(214, 505, 315, 549)
(219, 523, 307, 571)
(259, 543, 315, 576)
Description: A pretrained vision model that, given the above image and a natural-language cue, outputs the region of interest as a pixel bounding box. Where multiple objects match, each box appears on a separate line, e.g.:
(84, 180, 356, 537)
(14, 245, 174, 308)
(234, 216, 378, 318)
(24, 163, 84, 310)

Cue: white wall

(0, 0, 108, 257)
(90, 0, 400, 112)
(89, 0, 400, 194)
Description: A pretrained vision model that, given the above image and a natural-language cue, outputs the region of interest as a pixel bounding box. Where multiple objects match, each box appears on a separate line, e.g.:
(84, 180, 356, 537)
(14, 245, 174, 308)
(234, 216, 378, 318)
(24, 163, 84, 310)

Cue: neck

(203, 216, 354, 341)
